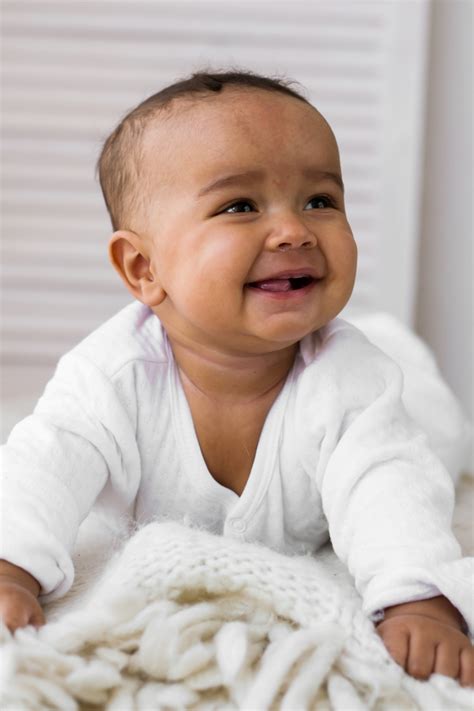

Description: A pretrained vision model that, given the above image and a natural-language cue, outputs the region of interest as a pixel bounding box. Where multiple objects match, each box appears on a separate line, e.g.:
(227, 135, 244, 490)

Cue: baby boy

(0, 71, 473, 686)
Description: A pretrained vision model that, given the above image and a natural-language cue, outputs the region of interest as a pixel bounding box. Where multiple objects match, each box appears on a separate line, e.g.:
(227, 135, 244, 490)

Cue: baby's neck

(169, 338, 298, 404)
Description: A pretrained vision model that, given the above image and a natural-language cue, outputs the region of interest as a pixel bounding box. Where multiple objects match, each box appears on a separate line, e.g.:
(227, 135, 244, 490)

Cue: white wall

(416, 0, 473, 438)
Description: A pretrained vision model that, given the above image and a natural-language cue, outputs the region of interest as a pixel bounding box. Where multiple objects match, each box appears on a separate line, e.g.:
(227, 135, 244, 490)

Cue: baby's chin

(262, 304, 340, 338)
(245, 290, 351, 349)
(249, 319, 329, 351)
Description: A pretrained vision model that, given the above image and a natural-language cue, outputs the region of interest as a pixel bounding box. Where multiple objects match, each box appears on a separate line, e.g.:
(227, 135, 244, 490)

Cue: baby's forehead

(135, 90, 341, 212)
(142, 91, 336, 169)
(147, 89, 329, 140)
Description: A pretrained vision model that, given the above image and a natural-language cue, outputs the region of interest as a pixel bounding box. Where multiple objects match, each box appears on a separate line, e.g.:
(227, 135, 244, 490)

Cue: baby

(1, 70, 473, 687)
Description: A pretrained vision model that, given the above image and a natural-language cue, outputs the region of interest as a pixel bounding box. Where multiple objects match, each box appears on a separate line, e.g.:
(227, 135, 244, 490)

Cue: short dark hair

(97, 69, 310, 230)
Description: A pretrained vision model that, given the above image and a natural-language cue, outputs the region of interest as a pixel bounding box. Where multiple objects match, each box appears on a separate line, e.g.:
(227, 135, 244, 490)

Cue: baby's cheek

(348, 229, 358, 262)
(334, 230, 357, 279)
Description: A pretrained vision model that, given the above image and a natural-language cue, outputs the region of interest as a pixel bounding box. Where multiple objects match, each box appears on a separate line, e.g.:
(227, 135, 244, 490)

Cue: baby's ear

(108, 230, 166, 307)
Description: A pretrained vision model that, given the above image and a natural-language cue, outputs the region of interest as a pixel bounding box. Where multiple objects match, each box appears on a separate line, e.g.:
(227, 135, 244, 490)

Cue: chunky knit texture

(1, 476, 473, 711)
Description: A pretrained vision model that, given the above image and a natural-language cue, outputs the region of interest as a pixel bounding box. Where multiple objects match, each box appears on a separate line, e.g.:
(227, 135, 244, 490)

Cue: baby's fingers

(29, 603, 46, 629)
(1, 605, 29, 631)
(434, 640, 460, 680)
(0, 588, 45, 632)
(435, 641, 474, 687)
(376, 622, 409, 671)
(406, 629, 436, 680)
(459, 645, 474, 688)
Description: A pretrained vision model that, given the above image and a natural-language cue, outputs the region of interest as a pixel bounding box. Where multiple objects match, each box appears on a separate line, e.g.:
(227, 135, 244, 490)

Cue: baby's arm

(376, 595, 474, 687)
(0, 560, 44, 632)
(302, 324, 473, 685)
(0, 352, 140, 624)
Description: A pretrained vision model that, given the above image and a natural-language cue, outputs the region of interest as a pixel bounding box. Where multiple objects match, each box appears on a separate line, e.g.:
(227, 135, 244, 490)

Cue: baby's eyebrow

(196, 167, 344, 199)
(197, 170, 263, 198)
(302, 168, 344, 193)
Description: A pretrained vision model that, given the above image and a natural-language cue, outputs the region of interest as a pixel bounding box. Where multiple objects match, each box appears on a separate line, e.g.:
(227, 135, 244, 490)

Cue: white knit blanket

(1, 475, 473, 711)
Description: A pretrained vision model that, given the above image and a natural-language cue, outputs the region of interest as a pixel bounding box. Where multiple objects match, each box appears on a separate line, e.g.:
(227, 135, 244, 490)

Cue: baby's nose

(266, 215, 317, 251)
(276, 237, 315, 251)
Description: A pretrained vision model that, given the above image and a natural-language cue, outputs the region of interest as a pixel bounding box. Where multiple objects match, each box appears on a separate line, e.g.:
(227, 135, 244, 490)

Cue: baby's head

(98, 70, 357, 355)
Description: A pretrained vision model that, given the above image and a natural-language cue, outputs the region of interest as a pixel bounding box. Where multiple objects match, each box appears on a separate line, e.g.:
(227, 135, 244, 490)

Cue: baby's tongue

(252, 278, 292, 292)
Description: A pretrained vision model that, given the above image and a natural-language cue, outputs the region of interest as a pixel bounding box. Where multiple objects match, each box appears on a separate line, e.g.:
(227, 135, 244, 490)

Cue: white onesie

(1, 301, 472, 633)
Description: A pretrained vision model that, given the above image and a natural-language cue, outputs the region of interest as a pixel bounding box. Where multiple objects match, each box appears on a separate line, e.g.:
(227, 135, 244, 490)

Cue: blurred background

(1, 0, 472, 459)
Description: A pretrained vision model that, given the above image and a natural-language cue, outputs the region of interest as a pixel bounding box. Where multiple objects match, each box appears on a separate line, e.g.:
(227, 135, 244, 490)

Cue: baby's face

(138, 89, 357, 354)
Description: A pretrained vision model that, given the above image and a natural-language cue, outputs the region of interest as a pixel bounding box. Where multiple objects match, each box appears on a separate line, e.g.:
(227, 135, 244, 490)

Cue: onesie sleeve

(0, 352, 141, 601)
(303, 323, 473, 636)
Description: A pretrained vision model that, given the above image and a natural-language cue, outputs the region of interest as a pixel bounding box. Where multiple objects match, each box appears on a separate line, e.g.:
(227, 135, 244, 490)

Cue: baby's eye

(222, 200, 255, 214)
(304, 195, 334, 210)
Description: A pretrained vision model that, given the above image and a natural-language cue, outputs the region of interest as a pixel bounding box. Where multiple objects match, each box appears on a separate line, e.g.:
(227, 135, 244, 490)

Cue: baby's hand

(376, 606, 474, 687)
(0, 580, 45, 632)
(0, 561, 45, 632)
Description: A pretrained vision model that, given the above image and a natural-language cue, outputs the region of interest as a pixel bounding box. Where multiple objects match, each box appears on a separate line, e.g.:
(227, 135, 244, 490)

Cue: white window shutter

(1, 0, 430, 370)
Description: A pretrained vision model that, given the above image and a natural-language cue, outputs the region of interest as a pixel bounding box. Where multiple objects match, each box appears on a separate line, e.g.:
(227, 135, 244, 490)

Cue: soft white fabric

(1, 485, 473, 711)
(349, 311, 472, 479)
(0, 302, 472, 633)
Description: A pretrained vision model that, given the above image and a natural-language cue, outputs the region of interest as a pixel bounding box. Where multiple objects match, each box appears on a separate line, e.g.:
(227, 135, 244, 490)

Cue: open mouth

(247, 275, 315, 293)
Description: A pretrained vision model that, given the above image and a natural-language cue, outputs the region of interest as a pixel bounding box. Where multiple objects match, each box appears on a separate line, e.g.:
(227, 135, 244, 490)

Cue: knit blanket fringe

(1, 519, 473, 710)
